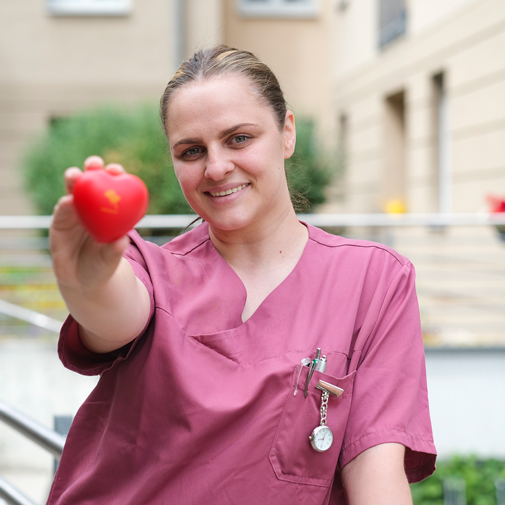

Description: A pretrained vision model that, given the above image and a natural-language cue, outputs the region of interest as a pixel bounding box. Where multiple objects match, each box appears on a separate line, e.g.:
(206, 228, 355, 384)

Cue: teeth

(210, 184, 247, 197)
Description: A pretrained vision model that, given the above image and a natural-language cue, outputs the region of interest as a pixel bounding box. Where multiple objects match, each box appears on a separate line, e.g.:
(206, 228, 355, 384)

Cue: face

(166, 74, 296, 236)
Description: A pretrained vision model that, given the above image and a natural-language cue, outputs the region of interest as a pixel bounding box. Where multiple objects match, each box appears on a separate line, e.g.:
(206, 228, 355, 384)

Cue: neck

(208, 207, 308, 273)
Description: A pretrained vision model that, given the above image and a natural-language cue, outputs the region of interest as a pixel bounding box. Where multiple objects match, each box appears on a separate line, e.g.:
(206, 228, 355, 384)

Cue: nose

(204, 147, 234, 181)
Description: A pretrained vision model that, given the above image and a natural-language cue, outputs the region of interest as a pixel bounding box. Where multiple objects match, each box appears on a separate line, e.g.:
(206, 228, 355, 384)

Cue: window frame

(47, 0, 132, 16)
(237, 0, 318, 19)
(378, 0, 407, 49)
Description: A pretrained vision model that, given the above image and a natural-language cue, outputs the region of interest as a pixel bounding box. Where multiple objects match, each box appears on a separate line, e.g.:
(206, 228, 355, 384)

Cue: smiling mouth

(208, 184, 249, 197)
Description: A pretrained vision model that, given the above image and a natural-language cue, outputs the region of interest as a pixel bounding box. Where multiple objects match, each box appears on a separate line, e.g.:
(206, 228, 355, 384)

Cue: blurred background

(0, 0, 504, 503)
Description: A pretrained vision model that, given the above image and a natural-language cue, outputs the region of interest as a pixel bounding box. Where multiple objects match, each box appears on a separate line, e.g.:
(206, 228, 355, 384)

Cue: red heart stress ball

(72, 167, 149, 243)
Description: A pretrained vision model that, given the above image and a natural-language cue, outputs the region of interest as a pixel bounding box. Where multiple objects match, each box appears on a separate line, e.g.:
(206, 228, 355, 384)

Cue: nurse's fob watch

(310, 389, 334, 452)
(310, 380, 344, 452)
(300, 348, 344, 453)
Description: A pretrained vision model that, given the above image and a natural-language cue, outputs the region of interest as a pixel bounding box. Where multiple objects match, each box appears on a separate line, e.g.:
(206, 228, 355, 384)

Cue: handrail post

(497, 478, 505, 505)
(53, 415, 73, 474)
(444, 478, 466, 505)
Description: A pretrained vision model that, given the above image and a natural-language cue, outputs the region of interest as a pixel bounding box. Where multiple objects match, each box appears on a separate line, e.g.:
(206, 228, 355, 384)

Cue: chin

(205, 213, 257, 233)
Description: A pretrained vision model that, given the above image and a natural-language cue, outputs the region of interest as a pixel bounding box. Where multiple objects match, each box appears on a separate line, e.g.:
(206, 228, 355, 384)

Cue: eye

(230, 135, 250, 146)
(181, 146, 204, 159)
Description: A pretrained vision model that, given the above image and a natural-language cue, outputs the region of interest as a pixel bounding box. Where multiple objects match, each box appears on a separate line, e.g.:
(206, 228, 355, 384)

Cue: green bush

(411, 455, 505, 505)
(285, 117, 334, 212)
(22, 104, 190, 216)
(22, 103, 334, 216)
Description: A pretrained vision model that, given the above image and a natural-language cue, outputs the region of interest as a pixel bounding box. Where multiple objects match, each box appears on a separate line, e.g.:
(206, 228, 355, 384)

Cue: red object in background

(73, 169, 149, 243)
(486, 194, 505, 239)
(487, 194, 505, 214)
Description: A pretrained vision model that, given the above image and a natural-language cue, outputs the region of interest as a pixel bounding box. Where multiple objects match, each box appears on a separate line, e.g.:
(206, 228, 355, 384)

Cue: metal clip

(315, 380, 344, 397)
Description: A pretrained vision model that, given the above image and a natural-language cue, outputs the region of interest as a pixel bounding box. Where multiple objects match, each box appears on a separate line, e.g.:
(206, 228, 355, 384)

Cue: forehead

(166, 75, 275, 139)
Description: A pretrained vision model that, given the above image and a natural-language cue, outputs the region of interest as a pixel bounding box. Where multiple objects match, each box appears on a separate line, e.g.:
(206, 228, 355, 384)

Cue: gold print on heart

(100, 189, 121, 214)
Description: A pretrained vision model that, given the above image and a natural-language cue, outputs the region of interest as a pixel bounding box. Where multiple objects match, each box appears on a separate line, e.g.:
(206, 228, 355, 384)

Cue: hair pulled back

(160, 45, 287, 134)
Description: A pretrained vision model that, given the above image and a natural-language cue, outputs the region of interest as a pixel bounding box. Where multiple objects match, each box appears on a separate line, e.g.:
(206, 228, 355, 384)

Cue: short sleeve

(58, 231, 155, 376)
(340, 262, 437, 483)
(122, 230, 155, 302)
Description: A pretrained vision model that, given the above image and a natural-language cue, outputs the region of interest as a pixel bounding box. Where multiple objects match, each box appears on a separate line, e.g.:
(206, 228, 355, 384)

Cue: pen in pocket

(304, 348, 321, 398)
(315, 355, 327, 373)
(294, 349, 329, 396)
(294, 357, 311, 396)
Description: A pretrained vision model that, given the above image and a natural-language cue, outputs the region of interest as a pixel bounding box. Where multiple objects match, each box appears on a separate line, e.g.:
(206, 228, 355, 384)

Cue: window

(47, 0, 132, 16)
(382, 91, 407, 209)
(378, 0, 407, 48)
(433, 73, 451, 214)
(238, 0, 318, 18)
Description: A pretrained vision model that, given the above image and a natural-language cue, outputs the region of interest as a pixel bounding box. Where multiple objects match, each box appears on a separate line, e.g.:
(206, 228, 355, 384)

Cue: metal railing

(0, 475, 38, 505)
(0, 212, 504, 229)
(0, 250, 64, 505)
(0, 401, 65, 460)
(0, 300, 62, 334)
(0, 400, 65, 505)
(0, 297, 64, 505)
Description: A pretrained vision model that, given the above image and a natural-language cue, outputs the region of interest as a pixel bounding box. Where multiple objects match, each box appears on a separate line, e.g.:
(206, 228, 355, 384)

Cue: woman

(48, 46, 436, 504)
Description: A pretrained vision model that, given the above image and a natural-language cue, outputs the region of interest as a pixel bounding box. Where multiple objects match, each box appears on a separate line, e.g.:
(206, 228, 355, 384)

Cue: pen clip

(304, 348, 321, 398)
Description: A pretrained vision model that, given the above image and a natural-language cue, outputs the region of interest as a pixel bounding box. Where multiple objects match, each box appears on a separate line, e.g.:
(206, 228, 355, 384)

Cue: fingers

(51, 194, 80, 229)
(64, 167, 83, 195)
(64, 156, 126, 195)
(84, 155, 126, 175)
(105, 163, 126, 175)
(84, 155, 104, 171)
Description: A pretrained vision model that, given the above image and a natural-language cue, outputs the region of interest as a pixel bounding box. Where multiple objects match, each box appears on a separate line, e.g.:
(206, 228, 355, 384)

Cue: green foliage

(411, 455, 505, 505)
(22, 105, 334, 216)
(22, 104, 190, 216)
(285, 117, 335, 212)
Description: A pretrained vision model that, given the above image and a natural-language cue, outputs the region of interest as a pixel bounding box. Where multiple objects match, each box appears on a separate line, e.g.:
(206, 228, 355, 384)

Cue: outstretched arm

(50, 156, 151, 354)
(341, 443, 413, 505)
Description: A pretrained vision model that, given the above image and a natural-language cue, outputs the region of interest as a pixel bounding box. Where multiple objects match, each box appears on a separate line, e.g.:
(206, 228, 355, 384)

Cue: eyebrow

(172, 123, 256, 149)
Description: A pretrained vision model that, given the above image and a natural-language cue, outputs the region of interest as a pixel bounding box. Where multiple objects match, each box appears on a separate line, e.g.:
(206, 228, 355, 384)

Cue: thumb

(100, 235, 130, 263)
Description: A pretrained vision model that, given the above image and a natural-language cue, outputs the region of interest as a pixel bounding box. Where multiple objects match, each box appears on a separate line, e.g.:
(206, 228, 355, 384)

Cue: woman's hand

(341, 443, 413, 505)
(50, 156, 130, 292)
(50, 156, 150, 353)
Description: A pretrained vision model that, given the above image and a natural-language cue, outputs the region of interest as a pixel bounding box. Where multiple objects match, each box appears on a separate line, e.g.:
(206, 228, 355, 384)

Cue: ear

(283, 110, 296, 160)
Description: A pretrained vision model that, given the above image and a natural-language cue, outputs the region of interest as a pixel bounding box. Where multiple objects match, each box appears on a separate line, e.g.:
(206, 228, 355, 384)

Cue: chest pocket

(269, 366, 356, 487)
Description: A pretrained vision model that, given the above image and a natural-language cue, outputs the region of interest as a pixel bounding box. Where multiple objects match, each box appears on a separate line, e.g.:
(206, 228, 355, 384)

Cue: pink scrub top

(48, 223, 436, 505)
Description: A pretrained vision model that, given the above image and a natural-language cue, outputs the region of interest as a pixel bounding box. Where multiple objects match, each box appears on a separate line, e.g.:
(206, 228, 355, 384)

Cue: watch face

(310, 425, 334, 452)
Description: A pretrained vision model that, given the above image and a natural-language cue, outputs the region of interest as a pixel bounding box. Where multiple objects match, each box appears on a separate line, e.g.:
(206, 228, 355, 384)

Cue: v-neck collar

(188, 222, 325, 359)
(206, 222, 311, 322)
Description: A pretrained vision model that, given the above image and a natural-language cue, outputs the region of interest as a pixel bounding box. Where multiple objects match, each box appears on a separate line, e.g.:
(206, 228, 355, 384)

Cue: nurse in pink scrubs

(48, 45, 436, 505)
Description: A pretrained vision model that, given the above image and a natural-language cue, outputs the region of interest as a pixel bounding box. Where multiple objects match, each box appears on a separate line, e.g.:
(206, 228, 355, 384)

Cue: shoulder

(305, 224, 410, 268)
(127, 221, 211, 259)
(161, 221, 211, 256)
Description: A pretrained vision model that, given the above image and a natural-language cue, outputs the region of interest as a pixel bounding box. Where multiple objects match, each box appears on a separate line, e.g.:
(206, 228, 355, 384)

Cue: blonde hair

(160, 45, 287, 134)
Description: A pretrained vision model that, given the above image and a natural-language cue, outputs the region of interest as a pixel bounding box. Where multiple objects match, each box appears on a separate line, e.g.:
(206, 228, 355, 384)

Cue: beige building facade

(0, 0, 335, 216)
(1, 0, 504, 216)
(332, 0, 505, 214)
(1, 0, 178, 215)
